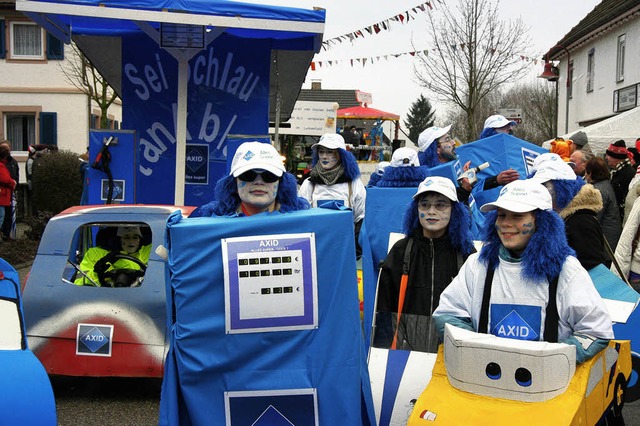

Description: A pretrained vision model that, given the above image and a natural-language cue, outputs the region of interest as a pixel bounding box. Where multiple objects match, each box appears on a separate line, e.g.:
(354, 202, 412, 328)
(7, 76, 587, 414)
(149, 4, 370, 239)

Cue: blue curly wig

(479, 209, 575, 282)
(550, 179, 585, 211)
(479, 127, 498, 139)
(418, 143, 440, 167)
(376, 166, 431, 187)
(191, 172, 309, 217)
(367, 173, 382, 187)
(402, 197, 475, 256)
(525, 169, 586, 212)
(311, 147, 360, 180)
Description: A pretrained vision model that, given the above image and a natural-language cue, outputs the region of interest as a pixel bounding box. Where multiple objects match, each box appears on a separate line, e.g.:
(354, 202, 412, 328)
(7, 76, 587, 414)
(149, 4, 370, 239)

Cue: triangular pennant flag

(374, 24, 381, 34)
(398, 14, 405, 23)
(410, 51, 416, 56)
(350, 59, 354, 66)
(363, 58, 368, 66)
(382, 21, 388, 30)
(310, 62, 316, 71)
(365, 26, 373, 35)
(427, 2, 433, 10)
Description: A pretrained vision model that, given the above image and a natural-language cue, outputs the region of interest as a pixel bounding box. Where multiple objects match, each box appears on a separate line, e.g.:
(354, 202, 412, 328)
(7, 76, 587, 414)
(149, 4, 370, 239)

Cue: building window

(617, 34, 625, 82)
(587, 48, 595, 93)
(5, 113, 36, 151)
(90, 114, 99, 130)
(568, 61, 574, 99)
(10, 21, 44, 60)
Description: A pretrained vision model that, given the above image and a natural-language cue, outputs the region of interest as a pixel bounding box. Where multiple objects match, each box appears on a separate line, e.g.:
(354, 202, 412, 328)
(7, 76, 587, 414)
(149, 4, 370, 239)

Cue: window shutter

(39, 112, 58, 145)
(0, 20, 6, 59)
(46, 32, 64, 60)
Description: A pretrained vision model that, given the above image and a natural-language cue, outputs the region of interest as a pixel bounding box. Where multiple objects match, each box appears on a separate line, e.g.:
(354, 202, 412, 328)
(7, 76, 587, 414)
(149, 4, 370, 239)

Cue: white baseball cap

(375, 161, 390, 176)
(483, 114, 516, 129)
(413, 176, 458, 201)
(480, 180, 552, 213)
(390, 147, 420, 167)
(530, 153, 576, 183)
(230, 141, 285, 178)
(417, 124, 452, 152)
(117, 226, 142, 237)
(311, 133, 346, 150)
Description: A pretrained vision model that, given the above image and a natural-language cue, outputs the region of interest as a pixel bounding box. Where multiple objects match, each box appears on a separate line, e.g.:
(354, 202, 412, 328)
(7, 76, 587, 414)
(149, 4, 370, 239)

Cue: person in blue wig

(191, 141, 309, 217)
(366, 161, 390, 187)
(298, 133, 366, 252)
(374, 176, 475, 352)
(529, 153, 607, 270)
(433, 179, 613, 363)
(376, 147, 430, 187)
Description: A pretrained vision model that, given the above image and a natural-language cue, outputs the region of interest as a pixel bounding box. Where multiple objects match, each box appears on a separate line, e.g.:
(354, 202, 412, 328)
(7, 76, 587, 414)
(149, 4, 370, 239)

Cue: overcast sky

(246, 0, 601, 125)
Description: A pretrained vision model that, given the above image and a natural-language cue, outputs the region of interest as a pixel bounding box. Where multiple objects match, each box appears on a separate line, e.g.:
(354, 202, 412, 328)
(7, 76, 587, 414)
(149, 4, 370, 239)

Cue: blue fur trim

(418, 144, 440, 167)
(311, 148, 361, 180)
(479, 210, 575, 281)
(191, 173, 309, 217)
(552, 179, 585, 211)
(367, 173, 382, 187)
(376, 166, 430, 187)
(479, 127, 497, 139)
(402, 198, 475, 256)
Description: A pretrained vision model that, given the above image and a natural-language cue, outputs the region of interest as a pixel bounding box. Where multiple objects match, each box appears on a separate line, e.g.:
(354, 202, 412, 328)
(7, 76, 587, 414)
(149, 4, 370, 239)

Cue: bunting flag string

(321, 1, 443, 51)
(310, 46, 542, 71)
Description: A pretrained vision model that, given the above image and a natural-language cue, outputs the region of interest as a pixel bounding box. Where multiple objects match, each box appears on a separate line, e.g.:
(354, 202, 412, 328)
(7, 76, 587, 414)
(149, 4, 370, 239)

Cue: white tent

(543, 106, 640, 156)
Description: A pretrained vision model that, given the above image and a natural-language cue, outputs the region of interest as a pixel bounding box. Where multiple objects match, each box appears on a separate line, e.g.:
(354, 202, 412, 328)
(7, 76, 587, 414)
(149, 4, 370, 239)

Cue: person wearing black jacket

(374, 176, 475, 352)
(606, 139, 636, 220)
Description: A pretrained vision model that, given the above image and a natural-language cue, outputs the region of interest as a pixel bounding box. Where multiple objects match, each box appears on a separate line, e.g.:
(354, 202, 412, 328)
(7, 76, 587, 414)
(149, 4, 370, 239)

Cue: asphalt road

(52, 377, 161, 426)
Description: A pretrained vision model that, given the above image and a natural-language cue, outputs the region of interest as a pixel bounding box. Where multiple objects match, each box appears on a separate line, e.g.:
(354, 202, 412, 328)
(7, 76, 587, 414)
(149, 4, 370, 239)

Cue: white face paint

(120, 233, 142, 254)
(317, 147, 340, 170)
(417, 193, 452, 238)
(236, 173, 279, 213)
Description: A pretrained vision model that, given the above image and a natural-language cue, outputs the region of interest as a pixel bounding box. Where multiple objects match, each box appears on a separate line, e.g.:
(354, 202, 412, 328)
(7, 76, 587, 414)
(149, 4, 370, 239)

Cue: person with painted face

(298, 133, 366, 254)
(374, 176, 475, 352)
(74, 226, 151, 287)
(433, 179, 613, 363)
(191, 141, 309, 217)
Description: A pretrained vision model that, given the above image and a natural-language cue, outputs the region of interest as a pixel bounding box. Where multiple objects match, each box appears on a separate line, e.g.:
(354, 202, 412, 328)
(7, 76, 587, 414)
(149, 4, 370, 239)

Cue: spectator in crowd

(606, 139, 635, 219)
(366, 161, 390, 187)
(433, 179, 613, 363)
(375, 176, 475, 352)
(0, 144, 17, 242)
(192, 141, 309, 217)
(74, 226, 151, 287)
(568, 131, 593, 156)
(530, 153, 607, 270)
(376, 147, 430, 187)
(569, 149, 592, 178)
(612, 196, 640, 291)
(585, 157, 622, 254)
(0, 140, 18, 240)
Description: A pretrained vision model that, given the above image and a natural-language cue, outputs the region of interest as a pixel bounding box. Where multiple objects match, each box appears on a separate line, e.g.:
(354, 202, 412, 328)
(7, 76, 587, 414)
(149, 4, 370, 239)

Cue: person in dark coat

(585, 157, 622, 255)
(606, 139, 636, 220)
(530, 153, 606, 270)
(374, 176, 475, 352)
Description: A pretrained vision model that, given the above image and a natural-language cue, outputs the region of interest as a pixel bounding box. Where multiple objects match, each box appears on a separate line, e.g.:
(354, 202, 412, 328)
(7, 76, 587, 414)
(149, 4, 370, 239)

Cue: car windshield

(64, 223, 152, 288)
(0, 298, 23, 350)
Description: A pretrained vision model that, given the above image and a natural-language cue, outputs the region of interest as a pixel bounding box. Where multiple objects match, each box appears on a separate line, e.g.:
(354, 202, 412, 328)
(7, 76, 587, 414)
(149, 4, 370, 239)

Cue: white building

(543, 0, 640, 150)
(0, 0, 121, 183)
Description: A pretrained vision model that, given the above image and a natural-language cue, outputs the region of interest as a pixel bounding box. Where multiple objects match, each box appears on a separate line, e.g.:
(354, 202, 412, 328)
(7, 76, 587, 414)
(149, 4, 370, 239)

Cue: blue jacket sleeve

(434, 314, 474, 342)
(561, 334, 609, 364)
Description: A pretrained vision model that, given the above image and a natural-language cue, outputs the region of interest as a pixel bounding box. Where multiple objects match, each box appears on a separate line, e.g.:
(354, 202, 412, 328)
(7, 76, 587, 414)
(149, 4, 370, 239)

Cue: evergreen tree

(404, 94, 436, 144)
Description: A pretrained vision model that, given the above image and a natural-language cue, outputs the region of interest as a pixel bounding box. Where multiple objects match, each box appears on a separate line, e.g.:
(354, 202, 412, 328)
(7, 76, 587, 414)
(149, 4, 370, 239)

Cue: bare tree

(414, 0, 534, 141)
(500, 81, 556, 145)
(60, 43, 119, 129)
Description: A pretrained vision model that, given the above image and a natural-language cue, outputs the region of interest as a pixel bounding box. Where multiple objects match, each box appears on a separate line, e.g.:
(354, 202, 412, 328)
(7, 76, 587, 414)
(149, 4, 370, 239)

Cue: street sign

(497, 108, 523, 124)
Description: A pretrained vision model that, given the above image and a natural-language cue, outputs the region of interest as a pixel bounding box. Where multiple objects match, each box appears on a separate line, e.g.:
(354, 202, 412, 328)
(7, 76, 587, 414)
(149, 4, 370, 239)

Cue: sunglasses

(237, 170, 280, 183)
